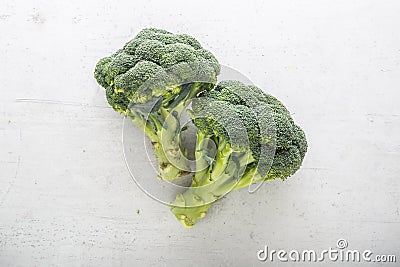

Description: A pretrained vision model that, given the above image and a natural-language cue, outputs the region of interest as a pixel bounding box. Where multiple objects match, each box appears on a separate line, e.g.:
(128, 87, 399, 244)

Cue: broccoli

(170, 80, 307, 227)
(94, 28, 220, 180)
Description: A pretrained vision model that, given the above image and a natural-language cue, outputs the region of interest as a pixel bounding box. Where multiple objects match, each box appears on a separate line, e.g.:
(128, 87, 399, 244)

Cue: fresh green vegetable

(94, 29, 307, 228)
(94, 28, 220, 180)
(170, 80, 307, 227)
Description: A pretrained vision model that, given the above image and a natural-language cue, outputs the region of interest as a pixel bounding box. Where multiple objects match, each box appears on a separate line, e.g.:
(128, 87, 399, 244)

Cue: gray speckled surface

(1, 0, 400, 266)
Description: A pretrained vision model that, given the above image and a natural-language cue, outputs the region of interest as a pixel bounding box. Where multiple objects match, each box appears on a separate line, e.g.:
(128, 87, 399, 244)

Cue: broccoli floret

(94, 28, 220, 180)
(170, 80, 307, 227)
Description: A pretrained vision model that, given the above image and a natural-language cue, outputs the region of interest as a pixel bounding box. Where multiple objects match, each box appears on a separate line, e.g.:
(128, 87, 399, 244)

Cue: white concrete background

(1, 0, 400, 266)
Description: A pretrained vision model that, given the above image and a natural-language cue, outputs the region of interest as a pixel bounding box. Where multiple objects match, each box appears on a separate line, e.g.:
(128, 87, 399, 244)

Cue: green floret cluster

(94, 28, 307, 228)
(94, 28, 220, 180)
(170, 80, 307, 227)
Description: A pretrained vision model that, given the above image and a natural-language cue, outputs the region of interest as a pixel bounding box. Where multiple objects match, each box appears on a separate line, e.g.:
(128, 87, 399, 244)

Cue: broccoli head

(94, 28, 220, 180)
(170, 80, 307, 227)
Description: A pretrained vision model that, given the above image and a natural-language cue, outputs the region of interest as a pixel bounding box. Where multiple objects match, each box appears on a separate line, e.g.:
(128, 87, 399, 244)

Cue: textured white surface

(1, 0, 400, 266)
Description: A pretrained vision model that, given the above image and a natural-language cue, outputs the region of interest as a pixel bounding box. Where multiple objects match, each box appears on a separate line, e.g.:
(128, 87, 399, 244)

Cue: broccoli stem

(170, 132, 261, 227)
(153, 82, 214, 180)
(127, 82, 214, 181)
(126, 107, 189, 180)
(152, 104, 190, 180)
(126, 110, 158, 142)
(193, 131, 210, 186)
(171, 145, 252, 227)
(170, 161, 240, 227)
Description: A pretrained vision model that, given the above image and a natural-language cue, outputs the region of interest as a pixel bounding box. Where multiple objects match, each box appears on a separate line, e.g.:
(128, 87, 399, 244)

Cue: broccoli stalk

(126, 82, 213, 179)
(170, 81, 307, 227)
(171, 135, 254, 227)
(94, 28, 220, 180)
